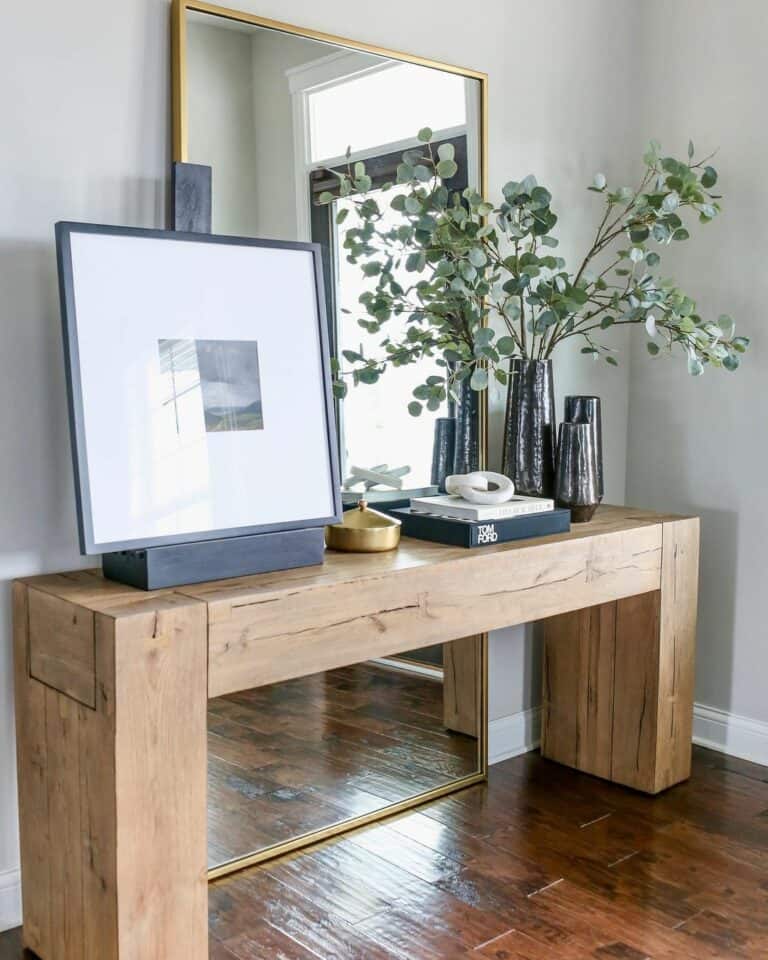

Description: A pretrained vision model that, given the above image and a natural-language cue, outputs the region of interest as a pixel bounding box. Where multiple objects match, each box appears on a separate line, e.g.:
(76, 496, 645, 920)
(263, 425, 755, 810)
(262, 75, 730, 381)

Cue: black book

(390, 506, 571, 548)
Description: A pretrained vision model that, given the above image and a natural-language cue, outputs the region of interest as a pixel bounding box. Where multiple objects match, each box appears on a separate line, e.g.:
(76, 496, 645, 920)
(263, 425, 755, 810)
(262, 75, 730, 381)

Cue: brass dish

(325, 499, 401, 552)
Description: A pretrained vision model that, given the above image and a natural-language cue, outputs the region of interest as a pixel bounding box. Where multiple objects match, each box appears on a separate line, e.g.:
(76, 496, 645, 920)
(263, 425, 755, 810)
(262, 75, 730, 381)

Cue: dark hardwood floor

(208, 660, 479, 867)
(3, 745, 767, 958)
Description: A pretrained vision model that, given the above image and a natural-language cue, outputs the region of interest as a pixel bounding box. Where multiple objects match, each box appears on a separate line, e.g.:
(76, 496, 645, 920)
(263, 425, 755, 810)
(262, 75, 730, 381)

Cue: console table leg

(14, 584, 209, 959)
(443, 636, 482, 738)
(541, 517, 699, 794)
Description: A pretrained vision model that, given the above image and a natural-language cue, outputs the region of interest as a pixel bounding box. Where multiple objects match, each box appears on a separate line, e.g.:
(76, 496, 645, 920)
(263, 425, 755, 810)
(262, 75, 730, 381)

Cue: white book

(409, 494, 555, 522)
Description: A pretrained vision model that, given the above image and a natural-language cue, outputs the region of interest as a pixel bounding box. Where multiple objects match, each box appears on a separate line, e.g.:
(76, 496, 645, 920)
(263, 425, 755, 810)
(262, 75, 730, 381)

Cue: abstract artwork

(159, 339, 264, 434)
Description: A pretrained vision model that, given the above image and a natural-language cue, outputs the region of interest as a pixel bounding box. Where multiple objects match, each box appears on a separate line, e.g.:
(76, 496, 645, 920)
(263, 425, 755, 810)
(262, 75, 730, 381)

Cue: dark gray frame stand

(100, 163, 327, 589)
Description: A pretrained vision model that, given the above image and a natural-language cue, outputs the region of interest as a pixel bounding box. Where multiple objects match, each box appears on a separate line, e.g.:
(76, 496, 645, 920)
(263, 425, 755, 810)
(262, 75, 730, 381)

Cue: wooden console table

(13, 505, 698, 960)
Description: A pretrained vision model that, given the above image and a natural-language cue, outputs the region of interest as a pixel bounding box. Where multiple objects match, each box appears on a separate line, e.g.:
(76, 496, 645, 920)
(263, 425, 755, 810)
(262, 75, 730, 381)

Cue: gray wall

(0, 0, 170, 926)
(0, 0, 641, 927)
(249, 31, 323, 240)
(188, 21, 259, 236)
(627, 0, 767, 724)
(186, 22, 322, 239)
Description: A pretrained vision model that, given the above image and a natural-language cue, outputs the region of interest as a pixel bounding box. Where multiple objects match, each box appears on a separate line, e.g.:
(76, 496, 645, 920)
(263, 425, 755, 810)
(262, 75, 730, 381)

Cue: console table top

(18, 505, 687, 616)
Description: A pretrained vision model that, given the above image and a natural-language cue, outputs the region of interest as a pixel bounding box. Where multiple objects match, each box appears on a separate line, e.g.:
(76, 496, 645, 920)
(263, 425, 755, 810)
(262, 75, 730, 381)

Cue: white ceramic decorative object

(444, 471, 515, 505)
(342, 464, 410, 491)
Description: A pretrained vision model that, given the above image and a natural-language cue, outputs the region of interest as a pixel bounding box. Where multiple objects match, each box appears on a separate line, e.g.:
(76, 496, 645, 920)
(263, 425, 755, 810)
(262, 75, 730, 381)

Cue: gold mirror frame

(170, 0, 490, 880)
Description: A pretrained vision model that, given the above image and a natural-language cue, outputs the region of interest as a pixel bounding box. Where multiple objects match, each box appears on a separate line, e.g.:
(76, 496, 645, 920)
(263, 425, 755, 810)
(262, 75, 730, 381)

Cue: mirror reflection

(186, 11, 482, 496)
(207, 639, 482, 869)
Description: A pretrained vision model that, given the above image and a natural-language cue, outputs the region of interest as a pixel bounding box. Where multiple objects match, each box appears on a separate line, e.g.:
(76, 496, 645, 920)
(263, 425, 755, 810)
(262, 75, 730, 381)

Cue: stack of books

(391, 493, 570, 547)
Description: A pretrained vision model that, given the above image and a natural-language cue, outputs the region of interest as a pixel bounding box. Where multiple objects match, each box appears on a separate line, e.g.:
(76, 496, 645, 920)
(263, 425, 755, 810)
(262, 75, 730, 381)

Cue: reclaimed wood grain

(13, 584, 208, 960)
(541, 601, 616, 779)
(610, 589, 663, 791)
(28, 588, 96, 707)
(541, 516, 699, 794)
(655, 517, 700, 790)
(192, 516, 663, 698)
(12, 582, 51, 958)
(110, 600, 209, 960)
(442, 635, 481, 738)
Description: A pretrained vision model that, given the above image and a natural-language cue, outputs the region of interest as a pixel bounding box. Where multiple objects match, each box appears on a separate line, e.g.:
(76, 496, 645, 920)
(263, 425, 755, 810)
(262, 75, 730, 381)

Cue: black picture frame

(56, 221, 342, 555)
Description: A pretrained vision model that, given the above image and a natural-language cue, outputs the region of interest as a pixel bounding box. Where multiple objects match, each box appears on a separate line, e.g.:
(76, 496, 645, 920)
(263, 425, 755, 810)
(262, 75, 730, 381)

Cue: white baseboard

(487, 702, 768, 770)
(488, 707, 541, 764)
(0, 867, 21, 933)
(693, 702, 768, 767)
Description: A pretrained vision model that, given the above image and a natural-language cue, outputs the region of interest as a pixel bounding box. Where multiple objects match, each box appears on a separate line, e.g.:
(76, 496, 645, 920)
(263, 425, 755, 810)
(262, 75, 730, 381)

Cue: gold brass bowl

(325, 499, 401, 552)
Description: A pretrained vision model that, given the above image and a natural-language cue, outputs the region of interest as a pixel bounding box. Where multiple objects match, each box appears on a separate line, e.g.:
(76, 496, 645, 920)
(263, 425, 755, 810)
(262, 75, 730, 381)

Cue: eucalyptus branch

(320, 131, 747, 409)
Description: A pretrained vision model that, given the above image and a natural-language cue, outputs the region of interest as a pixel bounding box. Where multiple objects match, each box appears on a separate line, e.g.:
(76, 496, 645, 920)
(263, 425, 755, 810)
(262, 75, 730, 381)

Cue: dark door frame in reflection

(171, 0, 489, 882)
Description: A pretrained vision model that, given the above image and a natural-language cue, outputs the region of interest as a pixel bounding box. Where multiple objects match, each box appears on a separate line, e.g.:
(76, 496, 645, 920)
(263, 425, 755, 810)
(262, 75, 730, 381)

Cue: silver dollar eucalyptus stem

(320, 131, 749, 417)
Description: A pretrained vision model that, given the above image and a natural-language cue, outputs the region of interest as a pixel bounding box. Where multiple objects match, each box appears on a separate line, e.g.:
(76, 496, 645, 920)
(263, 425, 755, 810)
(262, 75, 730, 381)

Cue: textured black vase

(452, 378, 480, 475)
(564, 395, 604, 498)
(431, 418, 456, 493)
(502, 359, 556, 497)
(555, 422, 601, 522)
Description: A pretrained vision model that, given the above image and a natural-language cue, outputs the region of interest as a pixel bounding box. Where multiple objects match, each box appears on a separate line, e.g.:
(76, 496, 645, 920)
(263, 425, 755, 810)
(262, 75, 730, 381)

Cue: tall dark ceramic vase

(502, 359, 556, 497)
(452, 376, 480, 475)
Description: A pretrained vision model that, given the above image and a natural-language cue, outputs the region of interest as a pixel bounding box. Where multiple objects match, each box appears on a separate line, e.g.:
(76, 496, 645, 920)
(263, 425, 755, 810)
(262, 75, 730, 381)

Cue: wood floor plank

(672, 907, 768, 959)
(5, 746, 768, 960)
(210, 873, 399, 960)
(474, 928, 584, 959)
(0, 928, 22, 960)
(207, 660, 480, 867)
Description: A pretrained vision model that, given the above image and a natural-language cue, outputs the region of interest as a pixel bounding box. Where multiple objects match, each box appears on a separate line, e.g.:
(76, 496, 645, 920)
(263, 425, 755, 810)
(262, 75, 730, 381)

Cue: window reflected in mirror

(185, 11, 483, 495)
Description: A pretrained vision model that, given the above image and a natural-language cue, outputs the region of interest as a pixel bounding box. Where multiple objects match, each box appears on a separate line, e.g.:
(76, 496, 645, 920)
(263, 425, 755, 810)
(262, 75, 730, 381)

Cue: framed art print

(56, 222, 341, 554)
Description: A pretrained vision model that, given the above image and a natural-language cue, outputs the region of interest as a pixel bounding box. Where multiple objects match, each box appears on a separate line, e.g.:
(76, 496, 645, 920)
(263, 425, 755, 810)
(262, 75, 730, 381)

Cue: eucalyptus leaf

(436, 159, 459, 179)
(404, 196, 422, 214)
(470, 367, 488, 390)
(496, 336, 517, 356)
(332, 381, 348, 399)
(717, 314, 735, 339)
(396, 163, 415, 182)
(468, 247, 487, 268)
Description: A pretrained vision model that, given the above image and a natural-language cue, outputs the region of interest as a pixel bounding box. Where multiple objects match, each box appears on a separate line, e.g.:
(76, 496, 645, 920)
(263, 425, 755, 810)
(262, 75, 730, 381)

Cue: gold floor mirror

(171, 0, 489, 879)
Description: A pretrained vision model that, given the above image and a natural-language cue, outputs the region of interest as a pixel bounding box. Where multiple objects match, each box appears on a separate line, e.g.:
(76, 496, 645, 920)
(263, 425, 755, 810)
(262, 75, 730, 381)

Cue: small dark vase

(555, 422, 601, 522)
(453, 377, 480, 474)
(502, 359, 556, 497)
(564, 395, 604, 498)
